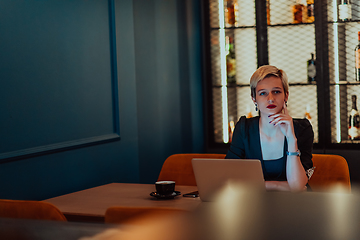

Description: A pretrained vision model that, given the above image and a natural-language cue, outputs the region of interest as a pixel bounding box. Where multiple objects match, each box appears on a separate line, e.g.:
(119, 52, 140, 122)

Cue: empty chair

(0, 199, 67, 221)
(157, 153, 226, 186)
(105, 206, 186, 224)
(308, 154, 351, 193)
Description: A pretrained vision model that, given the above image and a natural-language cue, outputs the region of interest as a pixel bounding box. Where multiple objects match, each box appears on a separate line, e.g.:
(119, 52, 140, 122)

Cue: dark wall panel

(0, 0, 116, 159)
(0, 0, 204, 200)
(134, 0, 185, 183)
(0, 0, 140, 200)
(113, 0, 140, 182)
(185, 0, 205, 152)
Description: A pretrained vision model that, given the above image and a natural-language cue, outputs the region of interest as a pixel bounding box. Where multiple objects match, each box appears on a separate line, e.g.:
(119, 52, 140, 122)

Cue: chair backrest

(157, 153, 226, 186)
(308, 154, 351, 193)
(105, 206, 186, 224)
(0, 199, 67, 221)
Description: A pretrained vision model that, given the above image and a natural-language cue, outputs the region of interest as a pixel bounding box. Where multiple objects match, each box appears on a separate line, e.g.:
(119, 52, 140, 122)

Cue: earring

(255, 103, 258, 111)
(285, 101, 288, 107)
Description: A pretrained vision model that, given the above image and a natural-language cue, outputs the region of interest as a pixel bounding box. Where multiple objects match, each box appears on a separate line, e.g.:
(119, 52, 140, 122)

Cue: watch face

(287, 150, 301, 156)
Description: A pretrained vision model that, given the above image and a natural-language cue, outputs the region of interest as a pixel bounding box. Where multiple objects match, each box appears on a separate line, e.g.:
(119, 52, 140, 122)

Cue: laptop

(192, 158, 265, 201)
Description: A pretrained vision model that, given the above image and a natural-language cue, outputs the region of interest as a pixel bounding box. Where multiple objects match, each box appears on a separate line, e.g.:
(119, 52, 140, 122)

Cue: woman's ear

(284, 92, 289, 102)
(252, 97, 256, 103)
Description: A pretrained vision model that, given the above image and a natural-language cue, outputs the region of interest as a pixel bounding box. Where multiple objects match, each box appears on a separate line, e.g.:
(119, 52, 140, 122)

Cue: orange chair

(105, 206, 186, 224)
(157, 153, 226, 186)
(308, 154, 351, 193)
(157, 153, 351, 192)
(0, 199, 67, 221)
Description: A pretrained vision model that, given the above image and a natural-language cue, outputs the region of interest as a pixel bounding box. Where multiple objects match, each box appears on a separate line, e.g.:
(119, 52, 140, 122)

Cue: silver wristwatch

(286, 149, 301, 156)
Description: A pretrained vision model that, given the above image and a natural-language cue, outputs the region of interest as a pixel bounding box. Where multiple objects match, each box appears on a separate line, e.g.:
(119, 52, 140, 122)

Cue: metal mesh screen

(269, 0, 301, 25)
(268, 6, 317, 142)
(326, 0, 360, 143)
(212, 87, 223, 143)
(208, 0, 319, 144)
(209, 0, 257, 143)
(207, 0, 360, 145)
(210, 30, 221, 86)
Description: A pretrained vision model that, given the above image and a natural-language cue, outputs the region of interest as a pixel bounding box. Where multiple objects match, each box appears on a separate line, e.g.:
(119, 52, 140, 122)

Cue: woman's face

(253, 76, 288, 115)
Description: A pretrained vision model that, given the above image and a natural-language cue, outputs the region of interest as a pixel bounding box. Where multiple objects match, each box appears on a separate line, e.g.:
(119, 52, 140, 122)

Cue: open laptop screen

(192, 158, 265, 201)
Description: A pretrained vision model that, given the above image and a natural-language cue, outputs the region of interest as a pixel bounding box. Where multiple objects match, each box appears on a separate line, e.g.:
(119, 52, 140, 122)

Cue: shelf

(210, 22, 314, 30)
(328, 19, 360, 24)
(268, 22, 314, 27)
(212, 82, 317, 88)
(210, 26, 255, 30)
(330, 81, 360, 86)
(289, 82, 317, 86)
(338, 140, 360, 144)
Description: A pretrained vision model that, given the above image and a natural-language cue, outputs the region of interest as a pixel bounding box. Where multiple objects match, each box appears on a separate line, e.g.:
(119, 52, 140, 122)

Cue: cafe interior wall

(0, 0, 204, 200)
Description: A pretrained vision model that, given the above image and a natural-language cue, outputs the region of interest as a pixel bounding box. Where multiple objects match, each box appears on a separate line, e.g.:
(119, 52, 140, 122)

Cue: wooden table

(73, 189, 360, 240)
(0, 217, 116, 240)
(8, 186, 360, 239)
(44, 183, 200, 223)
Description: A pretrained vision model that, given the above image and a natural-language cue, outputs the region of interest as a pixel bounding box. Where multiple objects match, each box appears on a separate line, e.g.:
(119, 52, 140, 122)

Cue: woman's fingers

(271, 117, 288, 126)
(283, 101, 288, 114)
(268, 114, 291, 126)
(273, 118, 289, 126)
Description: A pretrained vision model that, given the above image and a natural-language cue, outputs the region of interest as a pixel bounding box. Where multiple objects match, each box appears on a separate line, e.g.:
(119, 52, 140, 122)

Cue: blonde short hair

(250, 65, 289, 99)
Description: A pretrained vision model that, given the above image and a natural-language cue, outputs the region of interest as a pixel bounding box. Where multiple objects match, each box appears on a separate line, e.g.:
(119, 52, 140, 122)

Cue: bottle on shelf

(226, 36, 236, 85)
(306, 0, 314, 23)
(292, 0, 306, 24)
(307, 53, 316, 83)
(304, 104, 312, 125)
(234, 0, 239, 26)
(228, 115, 235, 143)
(338, 0, 352, 22)
(246, 105, 253, 118)
(348, 95, 360, 140)
(355, 31, 360, 81)
(225, 0, 239, 27)
(266, 0, 270, 25)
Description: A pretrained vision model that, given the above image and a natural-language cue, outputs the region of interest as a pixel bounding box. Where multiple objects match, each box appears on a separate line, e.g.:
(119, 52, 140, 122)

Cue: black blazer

(226, 116, 314, 180)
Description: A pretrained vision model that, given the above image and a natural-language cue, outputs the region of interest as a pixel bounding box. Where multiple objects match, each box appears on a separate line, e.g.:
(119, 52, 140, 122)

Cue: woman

(226, 65, 313, 191)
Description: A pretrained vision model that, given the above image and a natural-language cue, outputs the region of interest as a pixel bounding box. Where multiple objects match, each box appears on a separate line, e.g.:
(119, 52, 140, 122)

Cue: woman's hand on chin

(268, 102, 295, 140)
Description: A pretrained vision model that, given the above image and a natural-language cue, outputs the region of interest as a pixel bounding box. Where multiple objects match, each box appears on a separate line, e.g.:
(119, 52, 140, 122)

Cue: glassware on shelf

(266, 0, 270, 25)
(355, 31, 360, 82)
(304, 104, 312, 125)
(307, 53, 316, 84)
(228, 115, 235, 143)
(226, 36, 236, 85)
(234, 0, 239, 26)
(225, 0, 239, 27)
(348, 95, 360, 140)
(306, 0, 314, 23)
(246, 105, 253, 118)
(292, 0, 306, 23)
(338, 0, 352, 22)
